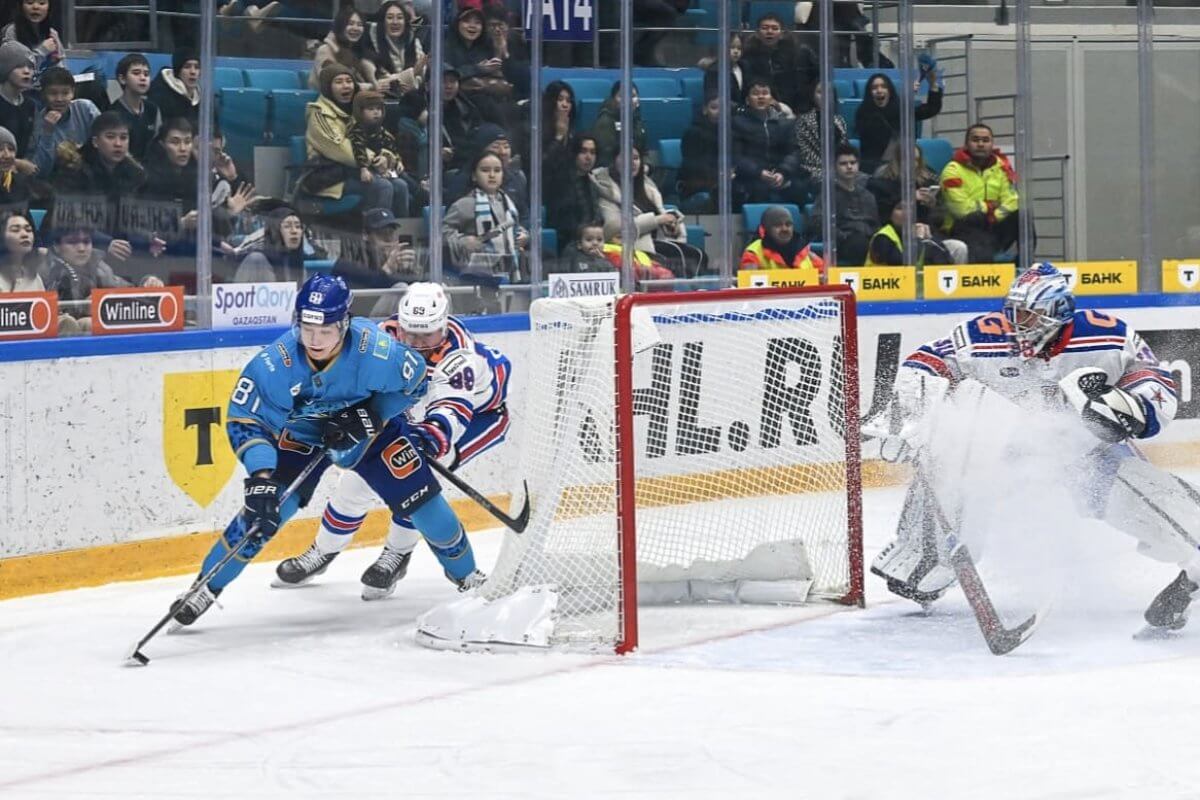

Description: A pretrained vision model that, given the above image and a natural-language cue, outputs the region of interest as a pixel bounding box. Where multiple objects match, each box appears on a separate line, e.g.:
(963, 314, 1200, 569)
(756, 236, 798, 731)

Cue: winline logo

(91, 286, 184, 335)
(0, 291, 57, 340)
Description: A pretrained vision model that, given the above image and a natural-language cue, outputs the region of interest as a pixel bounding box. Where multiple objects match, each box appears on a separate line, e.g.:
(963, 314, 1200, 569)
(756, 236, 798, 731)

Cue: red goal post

(417, 285, 863, 654)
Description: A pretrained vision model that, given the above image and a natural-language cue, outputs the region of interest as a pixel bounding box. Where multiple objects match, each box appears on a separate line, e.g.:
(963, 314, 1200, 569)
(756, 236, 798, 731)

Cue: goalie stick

(125, 454, 327, 667)
(428, 458, 530, 534)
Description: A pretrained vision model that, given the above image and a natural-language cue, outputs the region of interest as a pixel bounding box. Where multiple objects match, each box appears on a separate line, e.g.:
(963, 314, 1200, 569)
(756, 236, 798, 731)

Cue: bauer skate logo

(163, 370, 241, 507)
(382, 438, 421, 479)
(92, 286, 184, 335)
(0, 291, 56, 340)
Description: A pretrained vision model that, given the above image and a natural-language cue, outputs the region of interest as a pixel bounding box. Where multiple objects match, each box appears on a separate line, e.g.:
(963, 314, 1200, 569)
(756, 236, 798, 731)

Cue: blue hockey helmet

(1003, 262, 1075, 357)
(295, 274, 352, 327)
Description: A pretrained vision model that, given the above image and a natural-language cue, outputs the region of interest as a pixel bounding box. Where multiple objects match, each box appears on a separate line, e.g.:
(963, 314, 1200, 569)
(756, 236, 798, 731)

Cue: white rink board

(0, 303, 1197, 559)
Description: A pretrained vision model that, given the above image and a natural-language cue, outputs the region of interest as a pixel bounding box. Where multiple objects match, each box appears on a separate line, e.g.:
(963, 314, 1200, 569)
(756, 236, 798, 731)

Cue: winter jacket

(939, 147, 1019, 228)
(854, 73, 943, 169)
(740, 236, 824, 273)
(44, 251, 131, 303)
(304, 94, 356, 199)
(784, 109, 848, 181)
(308, 33, 378, 91)
(591, 165, 673, 253)
(545, 168, 601, 254)
(556, 242, 613, 274)
(591, 97, 648, 167)
(680, 116, 718, 197)
(112, 95, 162, 161)
(732, 104, 794, 183)
(741, 35, 818, 112)
(30, 99, 100, 175)
(806, 177, 880, 242)
(148, 69, 199, 128)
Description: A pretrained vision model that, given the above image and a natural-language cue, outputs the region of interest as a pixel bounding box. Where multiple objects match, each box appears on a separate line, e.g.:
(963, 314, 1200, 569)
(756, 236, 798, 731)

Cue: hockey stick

(914, 463, 1039, 656)
(125, 454, 327, 667)
(428, 457, 530, 533)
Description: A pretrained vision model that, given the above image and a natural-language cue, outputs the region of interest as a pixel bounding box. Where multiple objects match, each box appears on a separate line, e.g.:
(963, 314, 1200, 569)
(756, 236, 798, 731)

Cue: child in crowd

(113, 52, 161, 160)
(348, 90, 402, 185)
(1, 0, 62, 77)
(556, 220, 611, 274)
(0, 41, 36, 174)
(30, 65, 99, 176)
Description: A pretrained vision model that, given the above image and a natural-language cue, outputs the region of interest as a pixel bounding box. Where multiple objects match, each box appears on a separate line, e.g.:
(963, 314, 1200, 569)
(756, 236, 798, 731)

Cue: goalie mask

(396, 282, 450, 357)
(1003, 263, 1075, 358)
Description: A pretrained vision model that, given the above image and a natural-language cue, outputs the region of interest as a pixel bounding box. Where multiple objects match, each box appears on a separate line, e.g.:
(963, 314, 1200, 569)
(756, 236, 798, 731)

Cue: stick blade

(125, 647, 151, 667)
(984, 613, 1039, 656)
(511, 481, 531, 533)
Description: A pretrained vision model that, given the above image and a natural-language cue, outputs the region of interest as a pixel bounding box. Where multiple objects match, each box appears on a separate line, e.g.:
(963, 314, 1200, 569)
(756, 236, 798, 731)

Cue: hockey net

(416, 287, 862, 653)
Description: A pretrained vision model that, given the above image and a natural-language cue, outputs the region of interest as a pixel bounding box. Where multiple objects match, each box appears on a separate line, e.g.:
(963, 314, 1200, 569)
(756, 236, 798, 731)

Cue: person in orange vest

(740, 205, 824, 275)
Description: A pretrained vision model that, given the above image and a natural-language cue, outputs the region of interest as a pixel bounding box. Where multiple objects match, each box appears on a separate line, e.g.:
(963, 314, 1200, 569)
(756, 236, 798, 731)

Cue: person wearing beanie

(740, 205, 824, 274)
(304, 62, 407, 218)
(0, 40, 36, 172)
(148, 49, 200, 128)
(0, 124, 31, 210)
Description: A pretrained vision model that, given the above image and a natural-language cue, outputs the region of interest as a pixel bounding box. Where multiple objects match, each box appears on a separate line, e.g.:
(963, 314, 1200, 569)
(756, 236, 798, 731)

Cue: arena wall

(1, 298, 1197, 598)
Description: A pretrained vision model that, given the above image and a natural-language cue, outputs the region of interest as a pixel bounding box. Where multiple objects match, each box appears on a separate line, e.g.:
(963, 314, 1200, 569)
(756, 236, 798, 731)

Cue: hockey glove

(243, 475, 283, 540)
(407, 418, 452, 459)
(1059, 366, 1147, 443)
(322, 402, 382, 449)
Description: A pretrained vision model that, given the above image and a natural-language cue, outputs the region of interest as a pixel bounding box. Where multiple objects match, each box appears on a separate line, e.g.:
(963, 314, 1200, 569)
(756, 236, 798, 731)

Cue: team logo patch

(276, 342, 292, 367)
(163, 370, 241, 507)
(359, 328, 371, 353)
(382, 438, 421, 480)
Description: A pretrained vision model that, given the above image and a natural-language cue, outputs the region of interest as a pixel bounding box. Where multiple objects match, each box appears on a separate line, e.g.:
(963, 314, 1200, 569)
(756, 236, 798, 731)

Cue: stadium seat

(541, 228, 557, 255)
(839, 98, 863, 137)
(563, 77, 612, 101)
(853, 78, 870, 99)
(639, 98, 693, 144)
(246, 69, 303, 91)
(577, 97, 604, 131)
(270, 89, 318, 143)
(680, 74, 705, 108)
(213, 67, 245, 89)
(833, 78, 854, 100)
(632, 77, 680, 99)
(742, 203, 802, 234)
(217, 88, 268, 165)
(655, 138, 683, 203)
(30, 208, 45, 230)
(303, 259, 336, 272)
(918, 137, 955, 174)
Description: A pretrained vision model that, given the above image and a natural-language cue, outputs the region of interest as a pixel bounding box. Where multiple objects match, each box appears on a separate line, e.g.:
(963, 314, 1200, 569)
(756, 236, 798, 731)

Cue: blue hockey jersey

(227, 318, 427, 472)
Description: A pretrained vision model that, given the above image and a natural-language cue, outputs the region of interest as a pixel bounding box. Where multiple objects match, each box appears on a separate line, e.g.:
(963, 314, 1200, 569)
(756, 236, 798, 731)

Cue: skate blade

(1133, 624, 1184, 641)
(361, 584, 397, 602)
(270, 576, 316, 589)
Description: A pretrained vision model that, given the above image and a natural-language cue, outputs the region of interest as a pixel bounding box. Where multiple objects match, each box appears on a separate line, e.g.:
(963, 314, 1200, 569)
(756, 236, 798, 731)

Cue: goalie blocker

(416, 286, 863, 653)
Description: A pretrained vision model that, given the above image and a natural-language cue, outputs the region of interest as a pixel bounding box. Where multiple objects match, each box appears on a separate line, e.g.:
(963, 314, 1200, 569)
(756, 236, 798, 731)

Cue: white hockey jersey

(902, 308, 1178, 438)
(379, 314, 511, 445)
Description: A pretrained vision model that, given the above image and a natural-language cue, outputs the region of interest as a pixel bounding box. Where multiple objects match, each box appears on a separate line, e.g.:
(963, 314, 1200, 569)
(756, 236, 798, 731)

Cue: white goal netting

(417, 289, 860, 652)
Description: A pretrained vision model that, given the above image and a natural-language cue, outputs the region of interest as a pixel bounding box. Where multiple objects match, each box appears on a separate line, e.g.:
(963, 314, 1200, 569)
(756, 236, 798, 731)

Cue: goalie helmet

(396, 282, 450, 355)
(1003, 262, 1075, 357)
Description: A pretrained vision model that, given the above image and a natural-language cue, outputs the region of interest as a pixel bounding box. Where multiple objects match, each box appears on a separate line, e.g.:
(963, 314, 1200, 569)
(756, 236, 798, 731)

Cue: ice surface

(4, 478, 1200, 799)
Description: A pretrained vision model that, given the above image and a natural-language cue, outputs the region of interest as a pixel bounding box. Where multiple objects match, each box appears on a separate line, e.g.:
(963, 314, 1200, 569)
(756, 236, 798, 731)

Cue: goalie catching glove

(322, 402, 382, 449)
(1059, 367, 1146, 442)
(407, 418, 452, 459)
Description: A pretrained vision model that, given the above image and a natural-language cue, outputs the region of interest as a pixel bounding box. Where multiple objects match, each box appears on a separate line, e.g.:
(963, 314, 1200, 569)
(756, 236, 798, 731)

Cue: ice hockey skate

(1139, 570, 1200, 636)
(171, 584, 220, 628)
(449, 568, 487, 592)
(360, 546, 413, 600)
(273, 544, 339, 588)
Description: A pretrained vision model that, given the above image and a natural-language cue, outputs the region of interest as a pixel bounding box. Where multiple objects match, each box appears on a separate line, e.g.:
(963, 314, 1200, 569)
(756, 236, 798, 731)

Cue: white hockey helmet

(397, 282, 450, 350)
(1003, 262, 1075, 357)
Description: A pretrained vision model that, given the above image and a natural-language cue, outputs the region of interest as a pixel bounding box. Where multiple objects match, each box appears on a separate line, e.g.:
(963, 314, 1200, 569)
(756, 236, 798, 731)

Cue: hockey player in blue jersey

(868, 263, 1200, 632)
(273, 282, 512, 600)
(171, 275, 486, 626)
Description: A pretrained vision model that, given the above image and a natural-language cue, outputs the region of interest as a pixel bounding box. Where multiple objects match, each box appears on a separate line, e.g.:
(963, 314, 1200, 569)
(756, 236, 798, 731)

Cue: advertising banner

(737, 268, 822, 288)
(0, 291, 57, 340)
(211, 282, 297, 329)
(923, 264, 1014, 300)
(1056, 261, 1137, 295)
(548, 272, 619, 299)
(1162, 260, 1200, 293)
(90, 285, 185, 335)
(827, 267, 916, 301)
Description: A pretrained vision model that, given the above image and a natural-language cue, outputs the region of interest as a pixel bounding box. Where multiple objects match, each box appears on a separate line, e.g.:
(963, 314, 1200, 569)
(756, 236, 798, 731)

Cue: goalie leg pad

(1102, 457, 1200, 569)
(871, 480, 957, 604)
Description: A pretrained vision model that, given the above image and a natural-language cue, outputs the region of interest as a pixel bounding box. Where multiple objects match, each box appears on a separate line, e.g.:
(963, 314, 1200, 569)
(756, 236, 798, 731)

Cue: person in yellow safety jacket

(866, 204, 964, 266)
(739, 205, 825, 275)
(938, 122, 1029, 263)
(601, 241, 675, 289)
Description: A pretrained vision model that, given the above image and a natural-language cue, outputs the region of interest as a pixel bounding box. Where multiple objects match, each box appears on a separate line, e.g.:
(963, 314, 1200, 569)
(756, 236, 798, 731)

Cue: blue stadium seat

(833, 78, 854, 99)
(541, 228, 557, 255)
(658, 138, 683, 170)
(246, 69, 303, 91)
(217, 88, 268, 165)
(298, 69, 311, 88)
(919, 137, 955, 174)
(746, 1, 795, 26)
(685, 219, 706, 251)
(30, 208, 45, 230)
(853, 78, 870, 99)
(742, 203, 802, 234)
(638, 97, 693, 143)
(680, 74, 705, 108)
(577, 97, 604, 131)
(303, 259, 335, 272)
(214, 67, 245, 89)
(632, 77, 680, 99)
(562, 77, 612, 102)
(271, 89, 318, 143)
(839, 98, 863, 137)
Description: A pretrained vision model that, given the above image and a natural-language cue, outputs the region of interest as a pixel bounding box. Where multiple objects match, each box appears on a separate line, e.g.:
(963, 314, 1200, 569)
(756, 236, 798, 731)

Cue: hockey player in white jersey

(870, 263, 1200, 632)
(274, 282, 512, 599)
